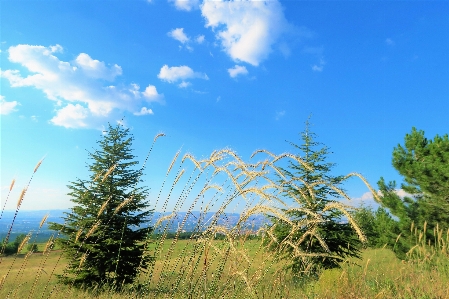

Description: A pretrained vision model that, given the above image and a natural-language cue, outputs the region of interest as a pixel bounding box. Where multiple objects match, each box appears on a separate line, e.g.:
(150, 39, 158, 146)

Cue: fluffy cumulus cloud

(0, 95, 19, 115)
(158, 65, 208, 84)
(227, 65, 248, 78)
(170, 0, 200, 11)
(201, 0, 290, 66)
(133, 107, 154, 116)
(0, 44, 163, 128)
(168, 28, 190, 44)
(196, 35, 205, 44)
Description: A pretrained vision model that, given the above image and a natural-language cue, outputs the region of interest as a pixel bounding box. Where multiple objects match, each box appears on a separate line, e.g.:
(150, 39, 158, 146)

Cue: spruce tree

(270, 120, 361, 277)
(49, 124, 153, 289)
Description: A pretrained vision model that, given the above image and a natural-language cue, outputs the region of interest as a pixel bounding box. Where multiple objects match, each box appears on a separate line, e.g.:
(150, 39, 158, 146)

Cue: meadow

(1, 130, 448, 298)
(1, 240, 448, 298)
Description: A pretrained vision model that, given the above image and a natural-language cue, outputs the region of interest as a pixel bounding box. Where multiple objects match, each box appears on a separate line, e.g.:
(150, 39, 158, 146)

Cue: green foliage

(49, 124, 153, 289)
(1, 234, 27, 255)
(378, 127, 449, 257)
(27, 243, 39, 253)
(351, 204, 400, 249)
(269, 120, 362, 277)
(391, 127, 449, 227)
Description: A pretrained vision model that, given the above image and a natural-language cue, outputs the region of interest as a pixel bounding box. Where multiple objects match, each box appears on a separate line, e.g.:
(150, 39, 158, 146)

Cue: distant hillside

(0, 210, 268, 242)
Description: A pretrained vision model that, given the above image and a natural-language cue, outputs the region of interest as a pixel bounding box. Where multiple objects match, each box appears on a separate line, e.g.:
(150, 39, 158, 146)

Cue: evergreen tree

(49, 124, 153, 289)
(269, 120, 361, 277)
(351, 204, 400, 249)
(378, 127, 449, 233)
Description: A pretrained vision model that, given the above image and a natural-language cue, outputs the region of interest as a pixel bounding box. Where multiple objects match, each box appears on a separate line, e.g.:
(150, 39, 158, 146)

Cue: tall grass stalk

(1, 139, 395, 298)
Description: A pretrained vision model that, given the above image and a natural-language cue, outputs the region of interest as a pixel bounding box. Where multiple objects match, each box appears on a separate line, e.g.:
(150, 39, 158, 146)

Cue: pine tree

(377, 127, 449, 255)
(270, 120, 361, 277)
(49, 124, 153, 289)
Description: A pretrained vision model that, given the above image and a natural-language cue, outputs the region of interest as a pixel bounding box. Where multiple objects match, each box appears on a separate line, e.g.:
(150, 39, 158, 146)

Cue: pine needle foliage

(269, 119, 361, 277)
(49, 124, 153, 289)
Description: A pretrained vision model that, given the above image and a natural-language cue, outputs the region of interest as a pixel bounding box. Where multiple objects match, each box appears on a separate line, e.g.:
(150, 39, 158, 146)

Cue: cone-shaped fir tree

(49, 124, 153, 288)
(270, 120, 362, 278)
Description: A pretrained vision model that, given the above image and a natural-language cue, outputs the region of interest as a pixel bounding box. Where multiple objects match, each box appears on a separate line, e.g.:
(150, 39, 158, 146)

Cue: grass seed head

(9, 178, 15, 191)
(34, 157, 45, 173)
(39, 214, 49, 228)
(17, 187, 27, 208)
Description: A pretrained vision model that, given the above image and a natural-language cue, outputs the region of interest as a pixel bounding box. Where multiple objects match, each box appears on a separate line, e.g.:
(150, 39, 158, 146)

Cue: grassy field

(1, 239, 448, 299)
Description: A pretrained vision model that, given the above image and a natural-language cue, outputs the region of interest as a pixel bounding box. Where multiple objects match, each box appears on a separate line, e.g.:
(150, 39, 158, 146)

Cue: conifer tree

(50, 124, 153, 289)
(270, 120, 361, 277)
(377, 127, 449, 254)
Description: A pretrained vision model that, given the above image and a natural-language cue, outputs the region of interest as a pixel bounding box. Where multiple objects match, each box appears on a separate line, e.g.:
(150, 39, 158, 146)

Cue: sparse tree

(269, 120, 362, 278)
(49, 124, 153, 289)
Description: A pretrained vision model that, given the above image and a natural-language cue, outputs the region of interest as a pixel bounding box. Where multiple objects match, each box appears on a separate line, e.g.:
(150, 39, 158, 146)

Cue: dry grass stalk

(113, 196, 133, 215)
(16, 187, 27, 208)
(343, 172, 382, 203)
(43, 236, 54, 255)
(173, 169, 185, 186)
(154, 213, 176, 228)
(323, 202, 366, 243)
(153, 132, 166, 142)
(85, 221, 100, 239)
(75, 228, 83, 242)
(93, 170, 104, 182)
(39, 213, 49, 229)
(182, 153, 202, 170)
(79, 253, 88, 268)
(167, 150, 181, 176)
(17, 234, 31, 253)
(102, 164, 117, 182)
(9, 179, 15, 191)
(97, 197, 111, 217)
(33, 157, 45, 173)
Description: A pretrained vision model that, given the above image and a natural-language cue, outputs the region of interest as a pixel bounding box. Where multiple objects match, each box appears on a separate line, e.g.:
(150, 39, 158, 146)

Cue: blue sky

(1, 0, 448, 211)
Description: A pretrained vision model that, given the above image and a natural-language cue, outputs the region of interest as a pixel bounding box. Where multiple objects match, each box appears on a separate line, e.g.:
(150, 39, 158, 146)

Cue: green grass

(1, 241, 448, 298)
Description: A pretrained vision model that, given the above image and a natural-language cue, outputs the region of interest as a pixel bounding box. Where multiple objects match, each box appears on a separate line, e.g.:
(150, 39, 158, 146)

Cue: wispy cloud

(312, 59, 325, 72)
(201, 0, 291, 66)
(0, 95, 19, 115)
(158, 65, 208, 84)
(385, 38, 395, 46)
(275, 110, 285, 120)
(227, 65, 248, 78)
(178, 81, 191, 88)
(169, 0, 200, 11)
(0, 44, 163, 128)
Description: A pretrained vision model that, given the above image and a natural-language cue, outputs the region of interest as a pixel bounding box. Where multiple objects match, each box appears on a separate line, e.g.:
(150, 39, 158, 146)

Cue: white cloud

(133, 107, 154, 116)
(50, 103, 90, 128)
(142, 84, 164, 102)
(227, 65, 248, 78)
(351, 189, 412, 205)
(158, 65, 208, 83)
(0, 44, 163, 128)
(168, 28, 190, 44)
(0, 95, 19, 115)
(178, 81, 191, 88)
(196, 35, 205, 44)
(201, 0, 290, 66)
(170, 0, 200, 11)
(75, 53, 122, 81)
